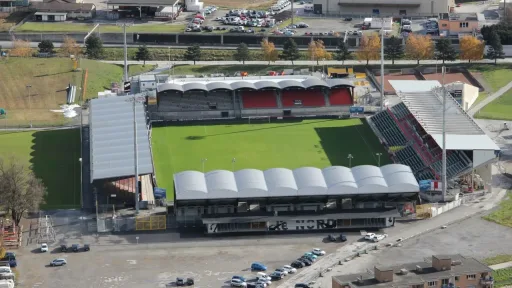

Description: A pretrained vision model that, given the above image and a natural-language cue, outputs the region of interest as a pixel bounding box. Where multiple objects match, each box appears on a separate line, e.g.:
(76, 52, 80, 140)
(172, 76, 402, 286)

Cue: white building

(313, 0, 454, 16)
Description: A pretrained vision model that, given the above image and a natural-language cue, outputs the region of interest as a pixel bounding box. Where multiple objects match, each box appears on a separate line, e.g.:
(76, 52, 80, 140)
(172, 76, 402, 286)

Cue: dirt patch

(204, 0, 274, 9)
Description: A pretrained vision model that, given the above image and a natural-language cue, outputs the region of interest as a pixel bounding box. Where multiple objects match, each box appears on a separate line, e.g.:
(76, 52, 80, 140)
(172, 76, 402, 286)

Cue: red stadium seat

(281, 89, 325, 107)
(242, 91, 278, 108)
(329, 88, 353, 105)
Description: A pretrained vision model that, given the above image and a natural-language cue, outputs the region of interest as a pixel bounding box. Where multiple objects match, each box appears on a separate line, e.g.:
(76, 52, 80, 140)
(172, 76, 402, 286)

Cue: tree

(61, 36, 81, 57)
(435, 38, 457, 64)
(355, 34, 381, 65)
(184, 44, 201, 64)
(333, 40, 351, 64)
(261, 39, 278, 64)
(459, 35, 485, 63)
(384, 36, 404, 65)
(10, 40, 32, 57)
(135, 44, 151, 65)
(307, 40, 331, 65)
(405, 34, 434, 64)
(486, 31, 505, 64)
(234, 42, 250, 64)
(281, 38, 300, 65)
(38, 40, 54, 54)
(85, 34, 104, 59)
(0, 158, 46, 226)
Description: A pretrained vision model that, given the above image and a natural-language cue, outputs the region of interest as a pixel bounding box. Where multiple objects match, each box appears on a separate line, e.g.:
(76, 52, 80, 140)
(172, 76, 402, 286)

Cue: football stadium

(87, 72, 500, 234)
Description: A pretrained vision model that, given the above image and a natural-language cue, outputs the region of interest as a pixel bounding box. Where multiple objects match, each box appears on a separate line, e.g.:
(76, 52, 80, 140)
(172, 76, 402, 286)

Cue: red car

(456, 3, 461, 7)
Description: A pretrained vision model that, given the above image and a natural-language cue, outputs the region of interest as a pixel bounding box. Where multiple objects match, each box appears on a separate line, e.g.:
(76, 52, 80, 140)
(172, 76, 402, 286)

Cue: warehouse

(312, 0, 454, 16)
(173, 164, 420, 234)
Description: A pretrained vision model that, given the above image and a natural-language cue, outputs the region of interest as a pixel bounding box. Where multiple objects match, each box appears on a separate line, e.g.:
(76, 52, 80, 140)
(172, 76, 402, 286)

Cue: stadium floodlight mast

(441, 66, 447, 201)
(116, 21, 134, 83)
(125, 94, 146, 215)
(347, 154, 354, 168)
(376, 153, 382, 167)
(201, 158, 208, 172)
(380, 24, 385, 112)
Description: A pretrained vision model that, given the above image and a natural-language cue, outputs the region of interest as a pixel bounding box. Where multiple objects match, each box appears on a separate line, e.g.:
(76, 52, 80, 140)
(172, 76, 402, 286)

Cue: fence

(135, 215, 166, 231)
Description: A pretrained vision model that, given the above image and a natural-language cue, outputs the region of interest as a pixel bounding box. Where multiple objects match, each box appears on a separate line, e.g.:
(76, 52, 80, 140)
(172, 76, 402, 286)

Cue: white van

(256, 272, 271, 281)
(272, 5, 281, 11)
(304, 4, 313, 11)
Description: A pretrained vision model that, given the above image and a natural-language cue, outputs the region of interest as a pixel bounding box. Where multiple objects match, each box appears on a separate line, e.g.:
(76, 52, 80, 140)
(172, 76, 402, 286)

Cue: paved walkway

(490, 261, 512, 270)
(103, 59, 512, 66)
(468, 80, 512, 117)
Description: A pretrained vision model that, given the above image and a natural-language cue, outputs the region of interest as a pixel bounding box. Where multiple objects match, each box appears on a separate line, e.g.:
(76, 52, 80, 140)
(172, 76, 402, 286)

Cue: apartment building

(439, 13, 483, 36)
(332, 255, 494, 288)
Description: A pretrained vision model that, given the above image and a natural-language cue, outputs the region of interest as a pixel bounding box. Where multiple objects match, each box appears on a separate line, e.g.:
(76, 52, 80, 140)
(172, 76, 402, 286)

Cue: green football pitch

(151, 118, 390, 200)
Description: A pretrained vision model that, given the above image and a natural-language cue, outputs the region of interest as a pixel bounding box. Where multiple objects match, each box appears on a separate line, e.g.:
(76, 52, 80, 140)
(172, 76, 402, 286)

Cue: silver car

(50, 259, 67, 266)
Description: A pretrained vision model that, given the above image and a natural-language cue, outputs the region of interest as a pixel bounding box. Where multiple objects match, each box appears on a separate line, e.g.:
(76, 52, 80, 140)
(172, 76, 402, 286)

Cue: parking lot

(16, 225, 364, 288)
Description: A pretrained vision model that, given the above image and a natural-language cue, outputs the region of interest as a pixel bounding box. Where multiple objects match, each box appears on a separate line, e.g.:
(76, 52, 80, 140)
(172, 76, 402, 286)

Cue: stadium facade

(173, 165, 419, 233)
(151, 75, 355, 121)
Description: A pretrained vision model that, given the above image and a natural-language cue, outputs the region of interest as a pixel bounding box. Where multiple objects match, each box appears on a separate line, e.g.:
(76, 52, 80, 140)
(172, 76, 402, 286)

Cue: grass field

(0, 129, 81, 209)
(16, 22, 186, 33)
(471, 65, 512, 121)
(151, 118, 390, 199)
(0, 58, 152, 127)
(484, 254, 512, 265)
(0, 12, 29, 32)
(493, 267, 512, 287)
(483, 191, 512, 227)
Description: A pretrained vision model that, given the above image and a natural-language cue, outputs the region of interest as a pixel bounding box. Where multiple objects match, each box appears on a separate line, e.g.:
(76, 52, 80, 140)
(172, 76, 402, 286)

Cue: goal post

(248, 116, 271, 124)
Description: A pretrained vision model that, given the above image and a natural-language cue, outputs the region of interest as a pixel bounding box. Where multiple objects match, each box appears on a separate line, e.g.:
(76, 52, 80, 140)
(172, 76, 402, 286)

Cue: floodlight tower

(441, 66, 447, 201)
(117, 21, 134, 83)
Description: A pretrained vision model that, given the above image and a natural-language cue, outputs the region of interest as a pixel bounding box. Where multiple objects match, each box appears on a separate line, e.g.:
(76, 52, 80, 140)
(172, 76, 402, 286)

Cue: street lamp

(376, 153, 382, 166)
(201, 158, 208, 172)
(347, 154, 354, 168)
(26, 85, 32, 128)
(116, 20, 134, 82)
(125, 95, 146, 215)
(232, 158, 236, 172)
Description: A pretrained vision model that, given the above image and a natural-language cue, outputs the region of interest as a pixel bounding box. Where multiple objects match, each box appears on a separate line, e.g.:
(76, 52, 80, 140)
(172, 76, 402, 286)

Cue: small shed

(34, 11, 67, 22)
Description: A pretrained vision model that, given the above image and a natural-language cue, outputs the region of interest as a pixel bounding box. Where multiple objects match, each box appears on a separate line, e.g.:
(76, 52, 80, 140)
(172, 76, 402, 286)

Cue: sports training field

(151, 118, 390, 199)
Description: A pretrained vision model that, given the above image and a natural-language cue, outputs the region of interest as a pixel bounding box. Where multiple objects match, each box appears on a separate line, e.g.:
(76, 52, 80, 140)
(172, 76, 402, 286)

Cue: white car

(49, 258, 67, 266)
(274, 268, 288, 275)
(372, 234, 388, 242)
(230, 279, 247, 287)
(282, 265, 297, 274)
(40, 243, 48, 252)
(257, 279, 271, 287)
(256, 272, 271, 281)
(364, 233, 376, 241)
(312, 248, 326, 256)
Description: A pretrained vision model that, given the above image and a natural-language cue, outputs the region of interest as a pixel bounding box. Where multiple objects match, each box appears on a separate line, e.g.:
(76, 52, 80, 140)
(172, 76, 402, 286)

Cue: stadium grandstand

(150, 75, 354, 120)
(173, 165, 419, 233)
(367, 80, 500, 194)
(88, 95, 156, 212)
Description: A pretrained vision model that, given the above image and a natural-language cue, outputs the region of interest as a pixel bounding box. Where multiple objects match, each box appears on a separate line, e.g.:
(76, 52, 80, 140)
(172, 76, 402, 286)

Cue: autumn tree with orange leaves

(261, 39, 279, 65)
(308, 40, 332, 65)
(459, 35, 485, 63)
(355, 34, 380, 65)
(61, 36, 82, 57)
(10, 40, 32, 57)
(405, 34, 434, 64)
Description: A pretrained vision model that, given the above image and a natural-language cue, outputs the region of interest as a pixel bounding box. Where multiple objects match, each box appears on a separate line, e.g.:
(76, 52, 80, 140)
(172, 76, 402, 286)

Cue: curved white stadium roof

(174, 164, 419, 200)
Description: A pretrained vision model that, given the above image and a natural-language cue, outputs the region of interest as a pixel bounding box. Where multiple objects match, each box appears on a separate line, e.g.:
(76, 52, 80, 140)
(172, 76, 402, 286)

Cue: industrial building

(312, 0, 454, 16)
(173, 165, 420, 233)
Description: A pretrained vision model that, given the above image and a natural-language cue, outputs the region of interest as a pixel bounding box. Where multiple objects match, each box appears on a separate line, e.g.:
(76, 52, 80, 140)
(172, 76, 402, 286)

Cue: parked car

(298, 258, 312, 266)
(339, 234, 347, 242)
(60, 245, 68, 252)
(296, 22, 309, 28)
(49, 259, 67, 266)
(2, 252, 16, 268)
(256, 272, 271, 281)
(40, 243, 48, 253)
(291, 261, 304, 269)
(295, 283, 310, 288)
(251, 262, 267, 271)
(270, 271, 284, 280)
(327, 234, 336, 242)
(83, 244, 90, 251)
(176, 277, 185, 286)
(282, 265, 297, 273)
(312, 248, 325, 256)
(364, 233, 376, 241)
(275, 268, 288, 276)
(304, 252, 318, 260)
(186, 278, 194, 285)
(256, 277, 271, 286)
(232, 276, 246, 282)
(72, 244, 79, 252)
(231, 278, 247, 287)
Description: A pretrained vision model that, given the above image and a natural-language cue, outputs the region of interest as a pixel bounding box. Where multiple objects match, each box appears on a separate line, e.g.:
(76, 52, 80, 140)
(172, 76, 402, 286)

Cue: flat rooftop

(333, 254, 492, 288)
(440, 13, 479, 21)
